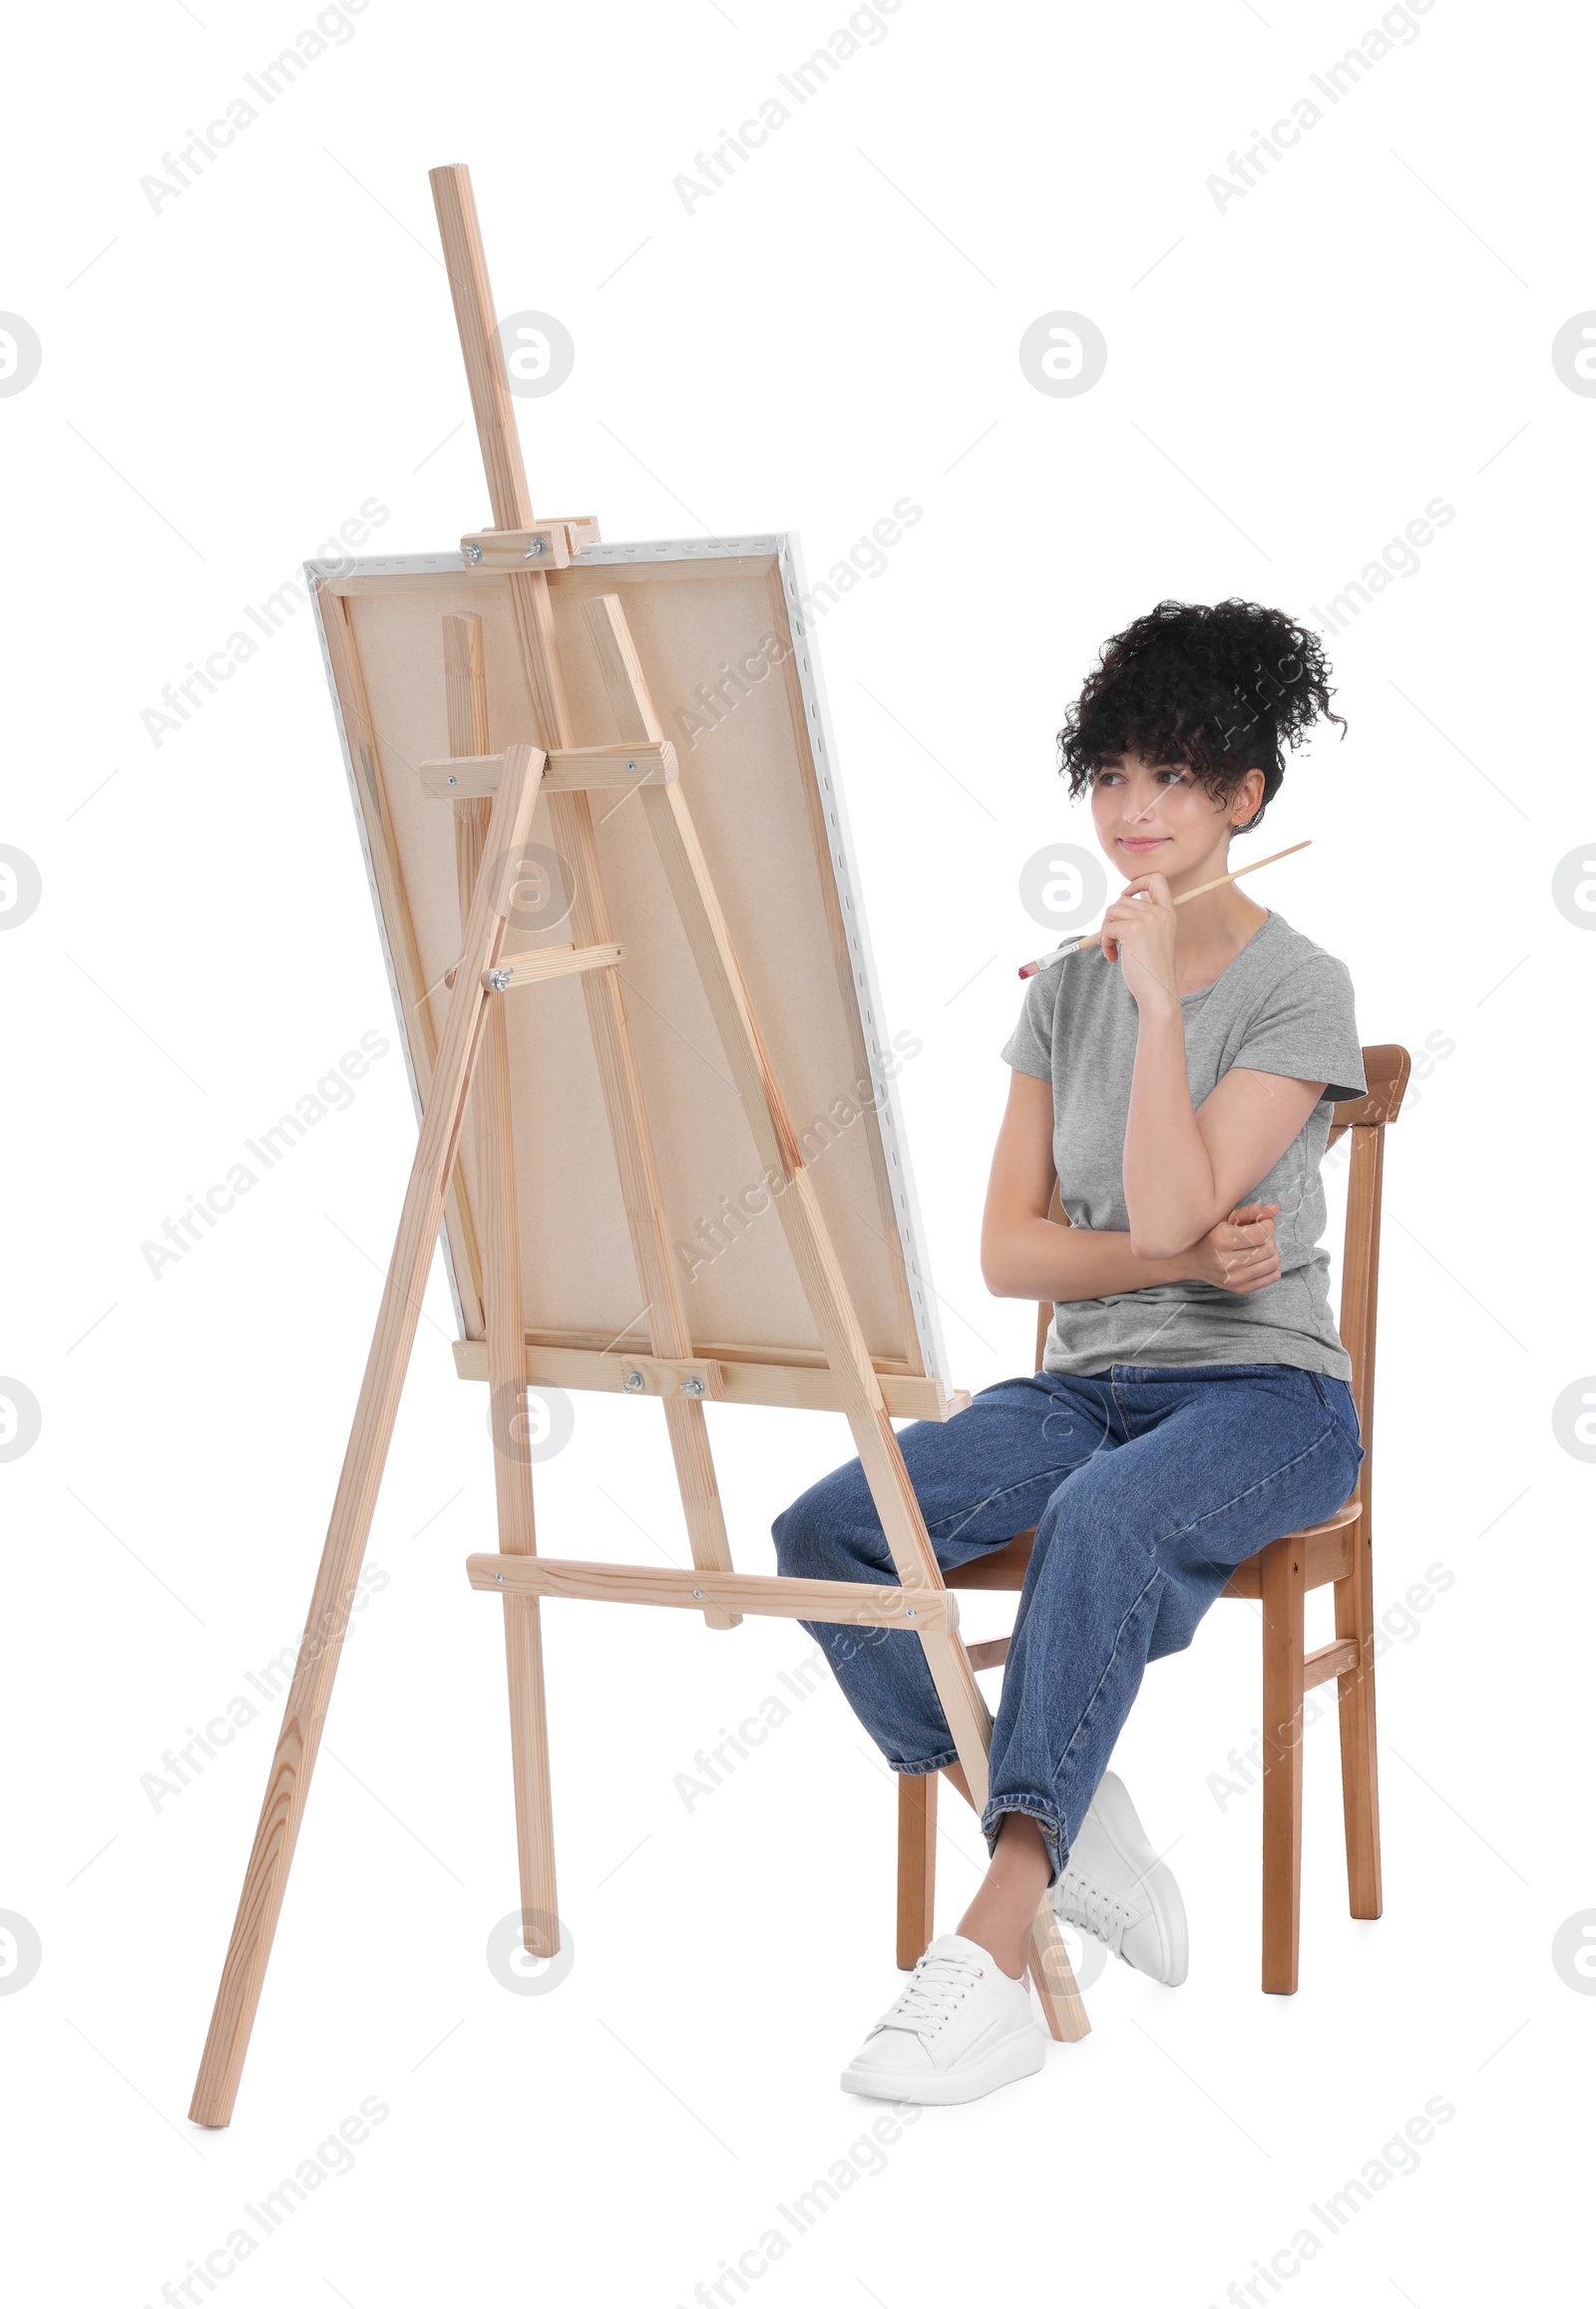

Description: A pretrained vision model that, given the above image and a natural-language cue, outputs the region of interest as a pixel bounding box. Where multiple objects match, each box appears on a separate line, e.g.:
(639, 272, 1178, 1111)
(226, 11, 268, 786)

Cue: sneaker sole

(840, 2026, 1045, 2107)
(1071, 1771, 1189, 1987)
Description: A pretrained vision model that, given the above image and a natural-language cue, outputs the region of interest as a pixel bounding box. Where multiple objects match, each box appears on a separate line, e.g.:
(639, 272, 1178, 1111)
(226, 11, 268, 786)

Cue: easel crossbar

(442, 942, 622, 992)
(465, 1555, 961, 1632)
(420, 742, 675, 799)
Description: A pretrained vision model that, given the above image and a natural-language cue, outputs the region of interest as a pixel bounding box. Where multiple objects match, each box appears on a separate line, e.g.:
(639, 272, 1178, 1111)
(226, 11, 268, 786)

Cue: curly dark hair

(1056, 598, 1345, 835)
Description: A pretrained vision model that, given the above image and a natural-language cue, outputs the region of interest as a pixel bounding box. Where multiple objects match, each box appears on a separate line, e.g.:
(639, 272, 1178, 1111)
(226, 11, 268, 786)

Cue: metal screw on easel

(524, 537, 547, 559)
(691, 1588, 702, 1600)
(623, 1369, 645, 1392)
(626, 759, 638, 774)
(462, 541, 484, 565)
(487, 966, 513, 992)
(447, 773, 458, 786)
(494, 1572, 504, 1584)
(679, 1375, 706, 1397)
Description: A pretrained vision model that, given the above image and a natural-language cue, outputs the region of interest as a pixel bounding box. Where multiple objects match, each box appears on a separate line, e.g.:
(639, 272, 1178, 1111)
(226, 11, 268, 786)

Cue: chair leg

(896, 1771, 937, 1969)
(1259, 1538, 1306, 1994)
(1334, 1529, 1383, 1920)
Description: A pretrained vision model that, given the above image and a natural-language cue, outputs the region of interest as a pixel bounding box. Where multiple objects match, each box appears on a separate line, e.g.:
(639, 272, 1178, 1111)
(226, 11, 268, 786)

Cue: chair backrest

(1034, 1044, 1411, 1477)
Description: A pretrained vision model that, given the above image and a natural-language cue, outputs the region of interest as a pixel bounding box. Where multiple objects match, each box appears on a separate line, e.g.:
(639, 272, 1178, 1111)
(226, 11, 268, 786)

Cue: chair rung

(965, 1637, 1011, 1672)
(1303, 1636, 1362, 1691)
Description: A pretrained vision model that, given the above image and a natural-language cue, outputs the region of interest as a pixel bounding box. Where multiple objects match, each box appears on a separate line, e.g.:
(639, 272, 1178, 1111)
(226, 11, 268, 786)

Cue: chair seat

(1220, 1497, 1362, 1598)
(944, 1493, 1364, 1599)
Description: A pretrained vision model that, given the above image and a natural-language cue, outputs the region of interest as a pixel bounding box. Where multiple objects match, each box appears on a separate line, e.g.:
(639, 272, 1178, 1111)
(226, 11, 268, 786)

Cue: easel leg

(189, 746, 545, 2127)
(449, 635, 559, 1955)
(1025, 1893, 1084, 2036)
(482, 1009, 559, 1955)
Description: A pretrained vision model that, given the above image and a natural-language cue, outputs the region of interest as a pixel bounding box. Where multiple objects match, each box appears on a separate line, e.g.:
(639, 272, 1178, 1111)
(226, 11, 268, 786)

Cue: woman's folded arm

(981, 1071, 1193, 1303)
(985, 1214, 1194, 1304)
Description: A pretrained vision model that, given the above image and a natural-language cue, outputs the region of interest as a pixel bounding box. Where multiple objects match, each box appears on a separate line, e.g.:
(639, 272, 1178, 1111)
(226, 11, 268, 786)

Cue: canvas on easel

(188, 163, 1089, 2129)
(313, 531, 960, 1419)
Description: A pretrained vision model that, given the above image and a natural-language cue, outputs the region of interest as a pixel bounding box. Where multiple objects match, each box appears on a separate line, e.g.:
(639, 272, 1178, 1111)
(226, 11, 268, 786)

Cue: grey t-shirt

(1001, 908, 1367, 1381)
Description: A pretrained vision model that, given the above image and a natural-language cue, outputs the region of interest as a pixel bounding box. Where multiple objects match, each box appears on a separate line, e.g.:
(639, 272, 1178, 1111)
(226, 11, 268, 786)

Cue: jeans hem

(888, 1748, 960, 1776)
(980, 1795, 1068, 1888)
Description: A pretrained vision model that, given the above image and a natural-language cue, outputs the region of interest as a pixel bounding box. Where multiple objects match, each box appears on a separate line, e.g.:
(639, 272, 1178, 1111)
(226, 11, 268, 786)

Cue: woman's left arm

(1103, 872, 1326, 1262)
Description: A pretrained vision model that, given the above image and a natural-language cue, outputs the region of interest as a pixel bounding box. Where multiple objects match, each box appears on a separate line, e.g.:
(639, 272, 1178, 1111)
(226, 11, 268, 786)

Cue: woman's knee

(772, 1459, 886, 1580)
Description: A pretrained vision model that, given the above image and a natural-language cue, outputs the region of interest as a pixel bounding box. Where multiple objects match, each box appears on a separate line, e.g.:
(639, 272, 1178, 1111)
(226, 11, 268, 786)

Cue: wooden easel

(188, 164, 1088, 2128)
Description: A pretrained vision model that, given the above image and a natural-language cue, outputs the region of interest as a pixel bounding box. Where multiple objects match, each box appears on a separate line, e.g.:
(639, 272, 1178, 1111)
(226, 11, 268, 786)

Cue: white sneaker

(1051, 1770, 1189, 1986)
(840, 1934, 1045, 2106)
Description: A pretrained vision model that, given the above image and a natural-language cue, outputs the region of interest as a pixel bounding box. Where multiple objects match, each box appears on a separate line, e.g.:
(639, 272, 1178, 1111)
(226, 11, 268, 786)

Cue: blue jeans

(772, 1362, 1365, 1886)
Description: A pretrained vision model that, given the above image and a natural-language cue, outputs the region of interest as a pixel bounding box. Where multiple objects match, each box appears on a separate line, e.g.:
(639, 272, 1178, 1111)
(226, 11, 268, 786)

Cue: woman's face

(1088, 753, 1265, 878)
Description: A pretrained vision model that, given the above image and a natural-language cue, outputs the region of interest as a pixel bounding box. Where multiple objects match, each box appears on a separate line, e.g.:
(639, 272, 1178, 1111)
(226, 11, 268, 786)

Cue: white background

(2, 1, 1590, 2303)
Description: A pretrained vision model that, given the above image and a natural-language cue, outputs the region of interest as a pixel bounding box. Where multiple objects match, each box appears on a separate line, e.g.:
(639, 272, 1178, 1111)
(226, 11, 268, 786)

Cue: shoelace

(1055, 1870, 1139, 1959)
(875, 1950, 983, 2038)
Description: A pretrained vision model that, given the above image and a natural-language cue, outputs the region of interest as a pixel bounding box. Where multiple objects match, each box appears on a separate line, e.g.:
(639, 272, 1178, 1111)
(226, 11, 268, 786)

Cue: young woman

(772, 597, 1369, 2106)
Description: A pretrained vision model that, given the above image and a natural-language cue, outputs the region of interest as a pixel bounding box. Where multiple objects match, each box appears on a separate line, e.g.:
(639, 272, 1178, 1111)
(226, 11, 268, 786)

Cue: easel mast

(188, 166, 1086, 2129)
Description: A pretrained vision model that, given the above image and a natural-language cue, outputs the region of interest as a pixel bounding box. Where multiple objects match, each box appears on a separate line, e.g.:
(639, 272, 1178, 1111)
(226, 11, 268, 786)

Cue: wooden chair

(896, 1043, 1410, 1994)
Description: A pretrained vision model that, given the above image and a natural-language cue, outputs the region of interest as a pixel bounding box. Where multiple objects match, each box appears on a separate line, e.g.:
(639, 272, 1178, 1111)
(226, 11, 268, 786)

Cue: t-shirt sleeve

(999, 968, 1058, 1082)
(1230, 954, 1367, 1107)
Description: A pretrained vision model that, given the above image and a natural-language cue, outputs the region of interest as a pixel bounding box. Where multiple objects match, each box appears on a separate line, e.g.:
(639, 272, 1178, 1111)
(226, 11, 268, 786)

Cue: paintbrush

(1017, 839, 1313, 978)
